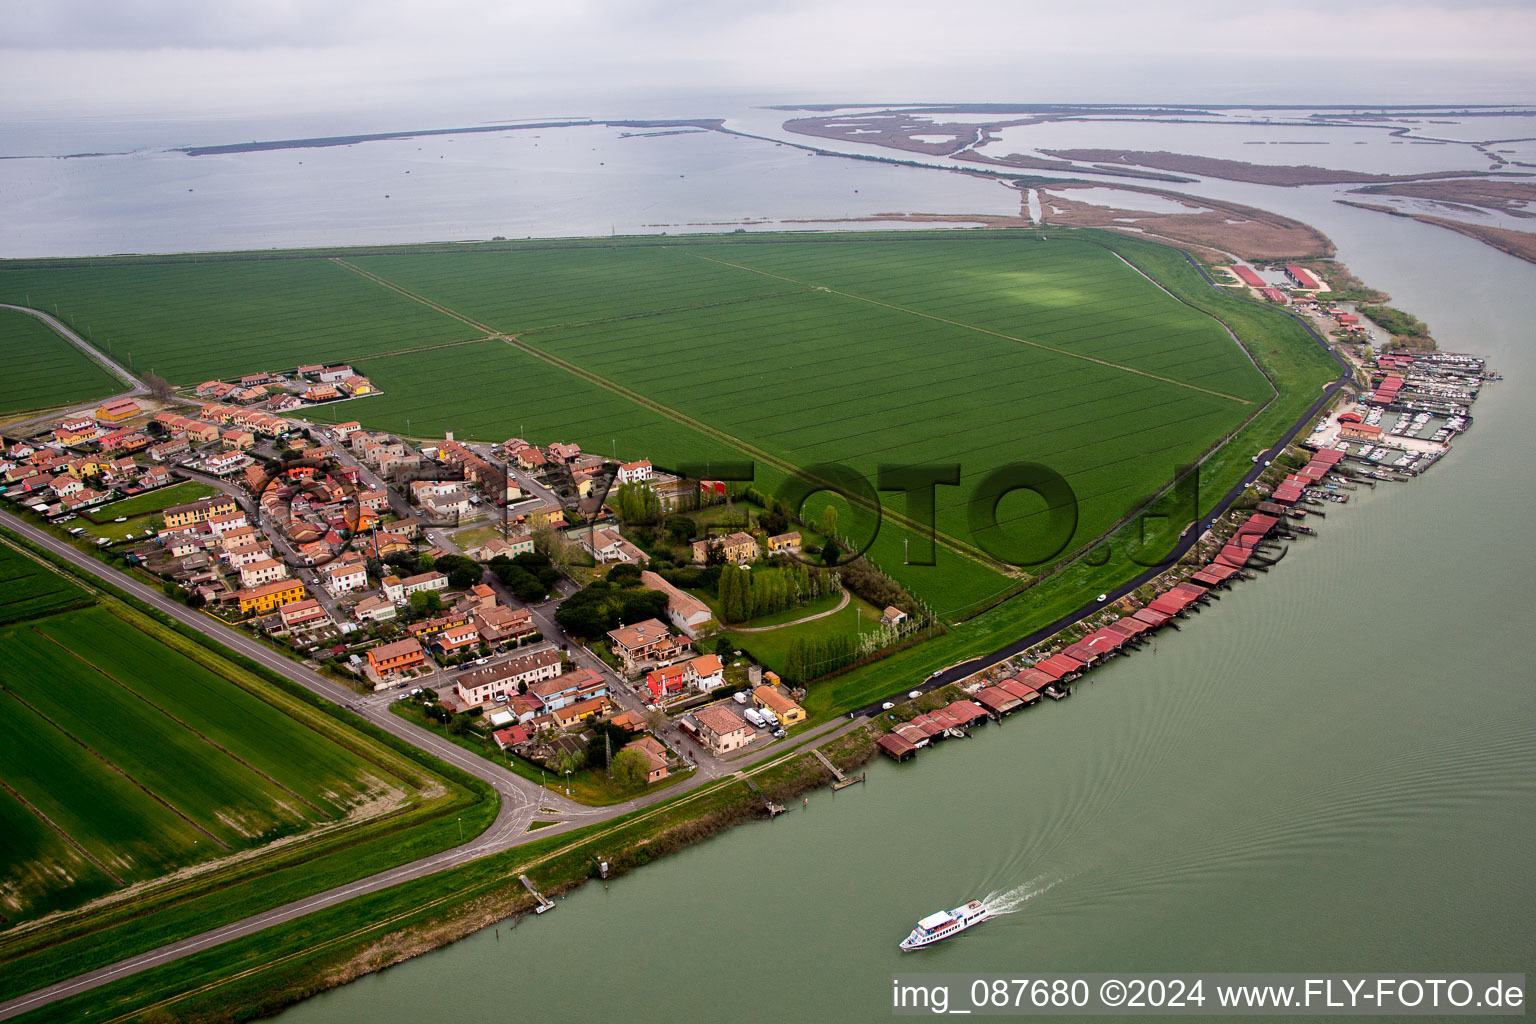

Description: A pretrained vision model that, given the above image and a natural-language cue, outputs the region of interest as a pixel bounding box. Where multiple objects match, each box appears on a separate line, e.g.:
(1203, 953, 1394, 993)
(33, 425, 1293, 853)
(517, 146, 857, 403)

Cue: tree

(607, 562, 642, 587)
(819, 504, 838, 540)
(409, 590, 442, 614)
(758, 507, 788, 536)
(820, 539, 842, 567)
(434, 553, 483, 590)
(664, 514, 696, 544)
(609, 747, 650, 788)
(143, 372, 173, 401)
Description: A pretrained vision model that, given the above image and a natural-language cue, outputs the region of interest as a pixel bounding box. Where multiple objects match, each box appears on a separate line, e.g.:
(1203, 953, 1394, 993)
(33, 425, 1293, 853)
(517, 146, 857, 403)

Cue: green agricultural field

(0, 594, 431, 929)
(0, 307, 124, 416)
(0, 539, 94, 625)
(0, 258, 476, 385)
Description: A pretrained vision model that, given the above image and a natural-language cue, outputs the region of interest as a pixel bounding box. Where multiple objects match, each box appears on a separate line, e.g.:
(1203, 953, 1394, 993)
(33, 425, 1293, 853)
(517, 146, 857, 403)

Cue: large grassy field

(0, 306, 124, 416)
(0, 258, 476, 384)
(0, 230, 1330, 626)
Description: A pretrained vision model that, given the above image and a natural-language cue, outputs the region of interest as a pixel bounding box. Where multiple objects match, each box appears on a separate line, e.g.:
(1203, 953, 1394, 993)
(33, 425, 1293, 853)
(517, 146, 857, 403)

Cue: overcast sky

(4, 0, 1535, 124)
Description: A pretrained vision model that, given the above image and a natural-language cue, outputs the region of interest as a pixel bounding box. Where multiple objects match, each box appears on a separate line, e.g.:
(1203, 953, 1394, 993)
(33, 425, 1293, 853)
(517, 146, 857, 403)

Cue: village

(0, 263, 1496, 799)
(0, 378, 935, 805)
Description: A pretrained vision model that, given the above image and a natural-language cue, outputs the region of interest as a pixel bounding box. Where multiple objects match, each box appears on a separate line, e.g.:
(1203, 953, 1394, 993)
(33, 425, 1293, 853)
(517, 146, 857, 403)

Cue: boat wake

(982, 876, 1061, 916)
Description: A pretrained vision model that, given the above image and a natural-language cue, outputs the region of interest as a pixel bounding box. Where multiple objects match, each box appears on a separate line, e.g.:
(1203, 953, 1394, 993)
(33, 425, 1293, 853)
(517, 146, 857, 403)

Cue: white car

(908, 690, 921, 699)
(1097, 593, 1108, 602)
(881, 701, 895, 711)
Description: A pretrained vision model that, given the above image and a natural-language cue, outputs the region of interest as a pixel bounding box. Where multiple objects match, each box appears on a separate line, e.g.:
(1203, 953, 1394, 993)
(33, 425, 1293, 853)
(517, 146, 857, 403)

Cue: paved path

(729, 587, 850, 632)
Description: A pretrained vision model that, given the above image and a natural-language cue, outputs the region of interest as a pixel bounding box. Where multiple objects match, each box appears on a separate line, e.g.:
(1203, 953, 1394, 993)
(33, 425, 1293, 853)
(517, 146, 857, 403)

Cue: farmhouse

(624, 736, 669, 783)
(691, 531, 757, 565)
(765, 531, 801, 555)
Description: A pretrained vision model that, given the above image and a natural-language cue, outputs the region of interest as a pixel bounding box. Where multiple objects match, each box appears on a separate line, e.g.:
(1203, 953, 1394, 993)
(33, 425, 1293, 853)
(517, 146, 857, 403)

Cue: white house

(324, 561, 368, 596)
(615, 459, 653, 486)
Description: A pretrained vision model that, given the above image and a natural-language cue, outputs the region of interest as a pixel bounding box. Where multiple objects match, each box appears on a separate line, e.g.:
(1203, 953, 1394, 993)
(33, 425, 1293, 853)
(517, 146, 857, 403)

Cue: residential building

(691, 531, 757, 565)
(367, 638, 426, 680)
(581, 528, 648, 564)
(615, 459, 653, 486)
(384, 571, 448, 603)
(528, 667, 606, 712)
(625, 735, 669, 783)
(693, 705, 751, 756)
(430, 622, 481, 656)
(607, 618, 691, 671)
(236, 579, 308, 615)
(454, 649, 565, 707)
(163, 495, 241, 529)
(473, 605, 536, 645)
(639, 570, 715, 637)
(239, 557, 288, 589)
(552, 696, 610, 729)
(353, 594, 398, 623)
(323, 561, 368, 596)
(279, 599, 329, 631)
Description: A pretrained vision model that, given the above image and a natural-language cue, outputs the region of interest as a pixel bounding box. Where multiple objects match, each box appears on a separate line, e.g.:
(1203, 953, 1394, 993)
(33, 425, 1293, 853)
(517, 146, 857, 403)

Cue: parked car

(732, 691, 749, 704)
(908, 690, 921, 699)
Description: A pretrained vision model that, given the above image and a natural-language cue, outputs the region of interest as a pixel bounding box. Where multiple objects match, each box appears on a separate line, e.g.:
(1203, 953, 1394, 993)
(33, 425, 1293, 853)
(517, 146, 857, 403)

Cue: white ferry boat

(899, 899, 990, 950)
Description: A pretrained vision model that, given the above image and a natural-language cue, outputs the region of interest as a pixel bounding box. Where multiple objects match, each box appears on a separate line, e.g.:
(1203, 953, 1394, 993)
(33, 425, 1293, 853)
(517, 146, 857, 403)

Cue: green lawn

(90, 481, 217, 520)
(724, 590, 886, 677)
(0, 307, 123, 416)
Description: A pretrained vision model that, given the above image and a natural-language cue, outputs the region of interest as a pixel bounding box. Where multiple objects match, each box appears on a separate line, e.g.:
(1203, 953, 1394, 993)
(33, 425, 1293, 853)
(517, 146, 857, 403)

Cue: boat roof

(917, 911, 954, 930)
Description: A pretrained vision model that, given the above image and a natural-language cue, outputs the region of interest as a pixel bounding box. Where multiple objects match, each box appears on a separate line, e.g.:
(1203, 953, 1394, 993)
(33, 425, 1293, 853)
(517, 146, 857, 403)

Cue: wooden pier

(520, 874, 556, 914)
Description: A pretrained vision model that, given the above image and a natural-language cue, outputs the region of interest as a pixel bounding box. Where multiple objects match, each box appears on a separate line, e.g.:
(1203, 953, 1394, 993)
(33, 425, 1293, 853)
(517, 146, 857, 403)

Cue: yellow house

(753, 685, 806, 727)
(237, 579, 307, 615)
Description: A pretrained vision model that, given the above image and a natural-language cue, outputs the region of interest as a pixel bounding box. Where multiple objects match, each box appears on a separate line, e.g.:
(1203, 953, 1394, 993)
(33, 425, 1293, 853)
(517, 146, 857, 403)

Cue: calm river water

(263, 125, 1536, 1022)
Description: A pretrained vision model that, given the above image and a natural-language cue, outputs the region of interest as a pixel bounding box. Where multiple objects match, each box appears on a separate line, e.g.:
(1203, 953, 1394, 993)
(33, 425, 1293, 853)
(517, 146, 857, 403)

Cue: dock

(812, 747, 864, 790)
(520, 874, 556, 914)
